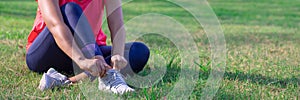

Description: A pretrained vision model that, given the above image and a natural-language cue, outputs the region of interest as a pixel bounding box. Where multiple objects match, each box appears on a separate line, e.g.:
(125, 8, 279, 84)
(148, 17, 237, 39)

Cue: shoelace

(46, 72, 69, 86)
(107, 71, 126, 89)
(47, 68, 68, 82)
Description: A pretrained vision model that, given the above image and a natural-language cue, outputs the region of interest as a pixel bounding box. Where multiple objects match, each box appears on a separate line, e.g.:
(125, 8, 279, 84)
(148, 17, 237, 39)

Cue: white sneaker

(98, 69, 134, 94)
(38, 68, 71, 91)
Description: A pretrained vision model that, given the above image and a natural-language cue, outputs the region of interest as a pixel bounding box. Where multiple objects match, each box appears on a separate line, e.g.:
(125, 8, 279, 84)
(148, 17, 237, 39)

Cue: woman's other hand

(111, 55, 127, 70)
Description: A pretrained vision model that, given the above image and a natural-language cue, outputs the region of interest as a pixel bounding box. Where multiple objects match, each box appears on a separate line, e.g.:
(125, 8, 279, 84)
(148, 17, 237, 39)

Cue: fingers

(94, 55, 102, 60)
(89, 59, 106, 77)
(99, 63, 111, 77)
(111, 55, 127, 70)
(94, 56, 112, 77)
(104, 63, 112, 69)
(97, 60, 104, 77)
(113, 62, 117, 69)
(86, 55, 122, 77)
(90, 61, 100, 76)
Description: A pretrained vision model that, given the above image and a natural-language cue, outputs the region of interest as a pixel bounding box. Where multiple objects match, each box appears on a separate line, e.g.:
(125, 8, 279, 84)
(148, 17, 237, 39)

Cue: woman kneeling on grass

(25, 0, 150, 94)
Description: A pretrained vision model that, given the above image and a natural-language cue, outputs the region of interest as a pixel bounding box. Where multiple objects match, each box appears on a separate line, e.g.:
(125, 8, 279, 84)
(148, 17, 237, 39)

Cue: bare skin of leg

(69, 72, 89, 82)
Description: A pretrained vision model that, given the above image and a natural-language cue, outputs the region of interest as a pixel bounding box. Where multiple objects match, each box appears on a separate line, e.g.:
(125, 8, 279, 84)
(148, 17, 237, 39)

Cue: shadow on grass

(225, 70, 300, 88)
(225, 31, 300, 46)
(193, 68, 299, 99)
(129, 65, 299, 99)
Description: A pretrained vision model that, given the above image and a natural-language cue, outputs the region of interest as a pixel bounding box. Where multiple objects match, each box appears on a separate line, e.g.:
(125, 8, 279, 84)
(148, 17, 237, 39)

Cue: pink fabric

(27, 0, 107, 51)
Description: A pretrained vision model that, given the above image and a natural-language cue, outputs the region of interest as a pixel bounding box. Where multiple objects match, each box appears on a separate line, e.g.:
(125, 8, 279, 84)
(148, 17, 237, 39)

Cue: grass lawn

(0, 0, 299, 99)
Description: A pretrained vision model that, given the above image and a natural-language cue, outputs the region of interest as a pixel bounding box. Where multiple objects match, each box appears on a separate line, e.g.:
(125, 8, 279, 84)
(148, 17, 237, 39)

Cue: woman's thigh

(26, 2, 92, 74)
(26, 28, 74, 74)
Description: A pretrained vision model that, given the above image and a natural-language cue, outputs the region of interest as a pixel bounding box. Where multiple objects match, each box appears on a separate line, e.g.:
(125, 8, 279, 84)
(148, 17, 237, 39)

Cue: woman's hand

(79, 56, 111, 77)
(94, 55, 112, 77)
(111, 55, 127, 70)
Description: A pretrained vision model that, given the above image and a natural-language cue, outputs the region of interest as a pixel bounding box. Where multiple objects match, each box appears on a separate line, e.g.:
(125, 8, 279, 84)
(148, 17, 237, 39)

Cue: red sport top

(27, 0, 107, 51)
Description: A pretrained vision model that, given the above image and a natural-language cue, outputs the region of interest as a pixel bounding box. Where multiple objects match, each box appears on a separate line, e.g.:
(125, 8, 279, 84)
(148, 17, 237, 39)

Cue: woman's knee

(130, 42, 150, 55)
(26, 54, 43, 73)
(61, 2, 82, 14)
(128, 42, 150, 73)
(60, 2, 83, 27)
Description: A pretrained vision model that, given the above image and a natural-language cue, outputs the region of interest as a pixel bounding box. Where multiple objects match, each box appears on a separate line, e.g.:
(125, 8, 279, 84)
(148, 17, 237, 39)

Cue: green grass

(1, 0, 300, 99)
